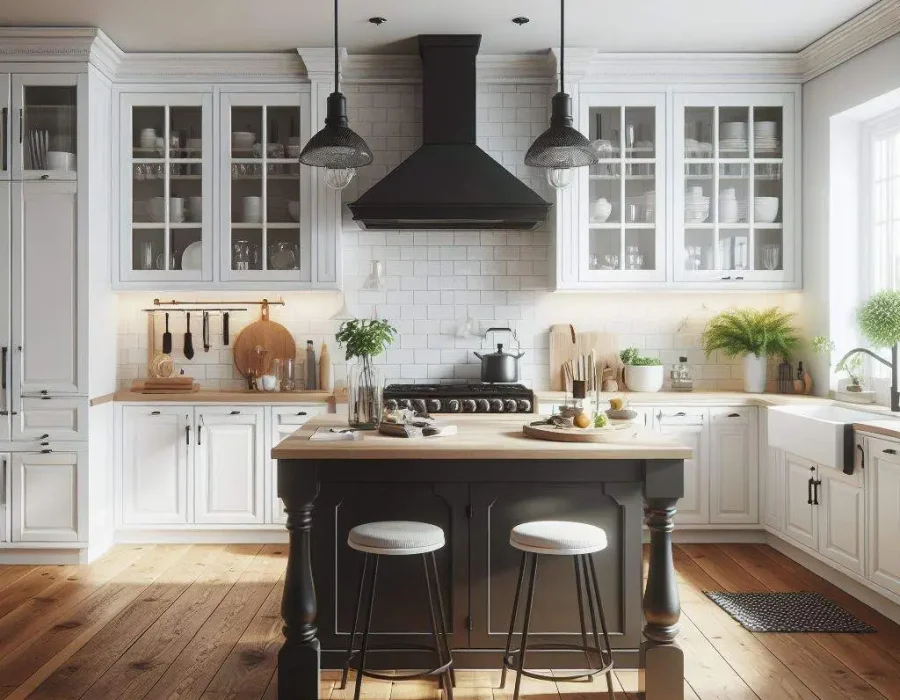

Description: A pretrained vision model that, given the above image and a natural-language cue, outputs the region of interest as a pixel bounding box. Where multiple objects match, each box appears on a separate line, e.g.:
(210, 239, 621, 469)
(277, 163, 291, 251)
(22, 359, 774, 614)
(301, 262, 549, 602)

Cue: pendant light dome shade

(524, 93, 597, 169)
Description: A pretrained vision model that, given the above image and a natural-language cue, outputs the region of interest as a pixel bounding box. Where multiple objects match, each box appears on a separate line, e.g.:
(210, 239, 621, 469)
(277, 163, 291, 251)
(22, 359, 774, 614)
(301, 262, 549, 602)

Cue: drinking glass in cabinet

(233, 239, 262, 271)
(588, 106, 620, 169)
(624, 233, 655, 270)
(684, 107, 713, 158)
(753, 106, 783, 158)
(719, 107, 750, 158)
(684, 230, 714, 271)
(268, 240, 300, 271)
(23, 85, 77, 171)
(132, 230, 165, 271)
(589, 230, 620, 269)
(761, 243, 781, 270)
(624, 107, 655, 158)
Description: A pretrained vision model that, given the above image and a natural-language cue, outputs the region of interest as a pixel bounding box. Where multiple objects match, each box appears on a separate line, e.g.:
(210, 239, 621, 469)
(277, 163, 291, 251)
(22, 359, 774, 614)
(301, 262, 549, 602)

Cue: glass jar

(670, 356, 694, 391)
(347, 358, 383, 430)
(233, 240, 252, 270)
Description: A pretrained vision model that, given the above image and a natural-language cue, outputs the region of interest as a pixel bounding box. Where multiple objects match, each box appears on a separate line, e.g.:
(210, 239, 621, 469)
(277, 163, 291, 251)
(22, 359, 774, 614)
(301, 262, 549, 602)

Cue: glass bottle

(670, 356, 694, 392)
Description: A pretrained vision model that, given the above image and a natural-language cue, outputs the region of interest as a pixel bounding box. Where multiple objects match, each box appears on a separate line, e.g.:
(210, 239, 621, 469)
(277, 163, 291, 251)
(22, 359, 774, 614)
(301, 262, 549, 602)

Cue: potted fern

(701, 307, 799, 393)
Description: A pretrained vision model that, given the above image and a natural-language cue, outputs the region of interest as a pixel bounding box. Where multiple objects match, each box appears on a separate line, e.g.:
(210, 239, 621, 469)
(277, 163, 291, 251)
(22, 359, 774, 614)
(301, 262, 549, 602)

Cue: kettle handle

(484, 327, 513, 336)
(483, 327, 523, 357)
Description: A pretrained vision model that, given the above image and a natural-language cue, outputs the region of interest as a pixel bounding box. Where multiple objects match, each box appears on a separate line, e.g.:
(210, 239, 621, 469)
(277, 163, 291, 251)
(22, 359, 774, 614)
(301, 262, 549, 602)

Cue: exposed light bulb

(324, 167, 356, 190)
(546, 167, 574, 190)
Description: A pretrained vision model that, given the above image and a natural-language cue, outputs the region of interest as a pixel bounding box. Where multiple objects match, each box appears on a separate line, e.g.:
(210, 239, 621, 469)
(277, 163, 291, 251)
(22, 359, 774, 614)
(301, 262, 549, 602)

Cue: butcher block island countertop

(272, 413, 692, 460)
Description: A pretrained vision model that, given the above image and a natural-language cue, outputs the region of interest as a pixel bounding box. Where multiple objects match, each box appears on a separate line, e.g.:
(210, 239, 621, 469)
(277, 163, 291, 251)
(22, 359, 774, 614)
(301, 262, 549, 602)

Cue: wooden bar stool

(340, 520, 455, 700)
(500, 520, 616, 700)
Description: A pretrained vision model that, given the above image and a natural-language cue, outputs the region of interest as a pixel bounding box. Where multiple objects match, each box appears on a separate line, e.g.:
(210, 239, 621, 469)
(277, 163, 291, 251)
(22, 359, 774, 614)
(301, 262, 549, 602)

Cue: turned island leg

(642, 462, 684, 700)
(278, 460, 321, 700)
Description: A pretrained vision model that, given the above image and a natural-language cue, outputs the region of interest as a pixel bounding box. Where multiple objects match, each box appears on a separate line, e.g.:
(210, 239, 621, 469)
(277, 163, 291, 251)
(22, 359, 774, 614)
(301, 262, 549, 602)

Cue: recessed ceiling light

(368, 16, 387, 25)
(512, 16, 530, 26)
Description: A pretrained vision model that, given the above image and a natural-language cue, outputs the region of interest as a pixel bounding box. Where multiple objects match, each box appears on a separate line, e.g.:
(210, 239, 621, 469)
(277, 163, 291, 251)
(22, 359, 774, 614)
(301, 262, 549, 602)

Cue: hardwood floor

(0, 544, 898, 699)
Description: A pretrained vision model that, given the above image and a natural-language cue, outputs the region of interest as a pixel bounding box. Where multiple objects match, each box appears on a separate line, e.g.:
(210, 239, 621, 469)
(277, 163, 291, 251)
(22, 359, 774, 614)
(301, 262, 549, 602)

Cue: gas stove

(384, 383, 535, 414)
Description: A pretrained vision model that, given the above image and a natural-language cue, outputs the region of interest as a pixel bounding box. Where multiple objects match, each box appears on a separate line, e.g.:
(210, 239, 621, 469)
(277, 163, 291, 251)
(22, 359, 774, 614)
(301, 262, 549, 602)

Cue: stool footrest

(346, 643, 453, 682)
(502, 643, 614, 683)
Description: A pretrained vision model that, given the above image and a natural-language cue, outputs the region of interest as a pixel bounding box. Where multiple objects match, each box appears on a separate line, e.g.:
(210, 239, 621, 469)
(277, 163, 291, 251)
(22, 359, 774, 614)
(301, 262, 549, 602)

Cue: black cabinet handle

(1, 107, 7, 170)
(807, 477, 813, 505)
(720, 275, 731, 280)
(230, 410, 240, 415)
(1, 346, 7, 390)
(41, 448, 52, 454)
(151, 410, 161, 416)
(296, 411, 307, 416)
(18, 108, 23, 144)
(39, 434, 49, 440)
(813, 479, 821, 506)
(40, 441, 49, 447)
(857, 443, 865, 469)
(197, 424, 202, 445)
(884, 448, 897, 455)
(675, 412, 686, 417)
(727, 412, 741, 418)
(185, 424, 191, 446)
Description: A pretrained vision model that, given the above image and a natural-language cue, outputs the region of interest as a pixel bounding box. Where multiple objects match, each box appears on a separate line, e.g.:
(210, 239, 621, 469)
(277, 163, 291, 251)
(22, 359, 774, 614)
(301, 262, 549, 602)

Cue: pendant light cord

(559, 0, 565, 91)
(333, 0, 340, 92)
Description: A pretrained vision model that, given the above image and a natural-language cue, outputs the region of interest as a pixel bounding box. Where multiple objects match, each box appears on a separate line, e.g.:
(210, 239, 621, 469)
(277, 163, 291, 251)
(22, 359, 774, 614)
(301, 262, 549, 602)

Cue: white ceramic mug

(187, 196, 203, 223)
(139, 128, 157, 149)
(592, 198, 612, 223)
(169, 197, 185, 223)
(243, 196, 262, 223)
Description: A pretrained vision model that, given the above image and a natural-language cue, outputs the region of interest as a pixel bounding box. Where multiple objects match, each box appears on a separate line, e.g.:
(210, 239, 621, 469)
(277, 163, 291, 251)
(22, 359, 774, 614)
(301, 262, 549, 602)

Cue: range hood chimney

(348, 35, 552, 230)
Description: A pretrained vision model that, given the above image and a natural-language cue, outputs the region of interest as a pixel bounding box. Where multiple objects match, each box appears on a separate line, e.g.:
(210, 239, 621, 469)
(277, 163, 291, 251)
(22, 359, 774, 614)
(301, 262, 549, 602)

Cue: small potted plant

(336, 318, 397, 429)
(811, 336, 866, 392)
(619, 347, 664, 392)
(702, 307, 799, 393)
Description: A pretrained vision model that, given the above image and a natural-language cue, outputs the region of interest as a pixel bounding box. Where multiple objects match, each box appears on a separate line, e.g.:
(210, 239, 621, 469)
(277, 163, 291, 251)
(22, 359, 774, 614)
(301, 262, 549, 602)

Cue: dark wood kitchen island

(273, 414, 690, 700)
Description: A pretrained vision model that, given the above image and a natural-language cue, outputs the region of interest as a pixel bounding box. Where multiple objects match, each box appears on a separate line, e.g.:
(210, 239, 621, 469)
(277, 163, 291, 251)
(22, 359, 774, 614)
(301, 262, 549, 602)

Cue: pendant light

(299, 0, 373, 190)
(524, 0, 598, 190)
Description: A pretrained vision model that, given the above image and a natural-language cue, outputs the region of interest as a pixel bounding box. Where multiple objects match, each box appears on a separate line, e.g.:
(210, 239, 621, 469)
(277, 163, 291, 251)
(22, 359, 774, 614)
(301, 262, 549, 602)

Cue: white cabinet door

(818, 467, 865, 575)
(121, 406, 191, 525)
(867, 438, 900, 596)
(655, 408, 708, 524)
(783, 453, 818, 550)
(11, 451, 80, 542)
(0, 453, 8, 543)
(268, 405, 322, 524)
(709, 408, 758, 524)
(0, 182, 10, 440)
(194, 407, 264, 524)
(11, 181, 85, 396)
(759, 407, 785, 532)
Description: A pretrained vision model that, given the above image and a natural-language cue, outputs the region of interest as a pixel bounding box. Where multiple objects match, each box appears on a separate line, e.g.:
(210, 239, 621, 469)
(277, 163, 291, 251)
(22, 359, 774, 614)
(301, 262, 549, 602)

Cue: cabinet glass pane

(172, 228, 202, 272)
(717, 229, 750, 271)
(624, 107, 655, 158)
(718, 164, 750, 225)
(624, 230, 656, 271)
(169, 107, 202, 158)
(753, 106, 783, 158)
(232, 169, 262, 224)
(132, 106, 164, 157)
(588, 230, 621, 271)
(589, 164, 620, 223)
(684, 107, 713, 157)
(267, 232, 301, 271)
(1, 102, 9, 172)
(171, 164, 203, 224)
(132, 229, 166, 271)
(588, 107, 620, 167)
(684, 229, 715, 271)
(232, 232, 263, 271)
(23, 85, 77, 172)
(684, 178, 711, 225)
(719, 107, 750, 158)
(754, 162, 784, 271)
(625, 164, 655, 224)
(232, 106, 262, 157)
(132, 173, 165, 224)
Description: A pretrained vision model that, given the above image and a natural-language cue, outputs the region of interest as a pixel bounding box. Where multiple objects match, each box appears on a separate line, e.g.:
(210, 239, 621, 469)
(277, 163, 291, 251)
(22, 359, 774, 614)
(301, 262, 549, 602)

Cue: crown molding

(0, 27, 123, 78)
(799, 0, 900, 82)
(115, 52, 306, 83)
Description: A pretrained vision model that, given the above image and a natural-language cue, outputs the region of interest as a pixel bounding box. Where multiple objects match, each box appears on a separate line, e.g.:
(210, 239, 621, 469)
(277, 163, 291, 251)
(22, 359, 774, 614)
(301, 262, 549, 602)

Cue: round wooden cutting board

(523, 422, 639, 443)
(232, 303, 297, 378)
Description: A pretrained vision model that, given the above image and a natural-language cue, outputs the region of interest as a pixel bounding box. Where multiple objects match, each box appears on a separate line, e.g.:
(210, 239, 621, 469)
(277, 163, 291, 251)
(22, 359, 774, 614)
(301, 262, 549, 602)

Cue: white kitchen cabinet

(11, 181, 85, 397)
(194, 406, 265, 524)
(0, 453, 8, 542)
(784, 452, 818, 550)
(673, 91, 799, 289)
(268, 405, 322, 524)
(867, 437, 900, 596)
(0, 182, 9, 441)
(218, 91, 312, 287)
(818, 466, 865, 575)
(655, 407, 709, 524)
(562, 93, 667, 288)
(117, 91, 214, 285)
(13, 396, 87, 441)
(759, 407, 785, 532)
(709, 407, 758, 523)
(121, 406, 190, 525)
(11, 450, 81, 542)
(0, 75, 9, 180)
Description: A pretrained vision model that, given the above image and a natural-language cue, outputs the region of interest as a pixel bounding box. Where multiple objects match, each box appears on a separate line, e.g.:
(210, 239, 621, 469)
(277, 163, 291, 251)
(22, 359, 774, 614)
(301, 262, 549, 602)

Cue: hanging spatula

(162, 312, 172, 354)
(183, 312, 195, 360)
(222, 312, 230, 346)
(202, 311, 210, 352)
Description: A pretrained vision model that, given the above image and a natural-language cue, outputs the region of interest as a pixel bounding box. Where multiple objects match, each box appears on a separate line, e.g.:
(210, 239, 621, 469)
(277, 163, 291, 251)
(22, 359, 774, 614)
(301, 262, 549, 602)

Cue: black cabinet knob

(385, 399, 398, 411)
(428, 399, 441, 413)
(413, 399, 427, 414)
(517, 399, 532, 413)
(490, 398, 504, 412)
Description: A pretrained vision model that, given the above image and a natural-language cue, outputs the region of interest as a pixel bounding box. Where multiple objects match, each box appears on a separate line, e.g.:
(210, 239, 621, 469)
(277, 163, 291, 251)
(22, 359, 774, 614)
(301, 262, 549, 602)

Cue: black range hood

(348, 35, 551, 230)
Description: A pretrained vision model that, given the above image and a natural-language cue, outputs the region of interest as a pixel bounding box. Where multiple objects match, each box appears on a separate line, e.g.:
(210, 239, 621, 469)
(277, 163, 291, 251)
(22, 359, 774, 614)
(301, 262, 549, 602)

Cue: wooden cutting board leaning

(232, 302, 297, 380)
(548, 324, 621, 392)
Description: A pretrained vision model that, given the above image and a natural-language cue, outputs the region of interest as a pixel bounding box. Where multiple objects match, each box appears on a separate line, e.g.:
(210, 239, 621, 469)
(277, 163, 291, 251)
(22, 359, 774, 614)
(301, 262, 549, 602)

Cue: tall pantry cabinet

(0, 29, 118, 563)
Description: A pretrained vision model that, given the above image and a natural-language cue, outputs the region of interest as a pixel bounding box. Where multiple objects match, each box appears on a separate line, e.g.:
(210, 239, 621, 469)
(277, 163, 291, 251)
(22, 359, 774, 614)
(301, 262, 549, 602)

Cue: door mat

(704, 591, 876, 633)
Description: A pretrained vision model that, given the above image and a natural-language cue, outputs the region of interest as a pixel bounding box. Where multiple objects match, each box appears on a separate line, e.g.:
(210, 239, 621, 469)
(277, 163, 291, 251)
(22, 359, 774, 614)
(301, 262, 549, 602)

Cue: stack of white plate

(685, 187, 710, 223)
(719, 122, 748, 152)
(754, 121, 781, 153)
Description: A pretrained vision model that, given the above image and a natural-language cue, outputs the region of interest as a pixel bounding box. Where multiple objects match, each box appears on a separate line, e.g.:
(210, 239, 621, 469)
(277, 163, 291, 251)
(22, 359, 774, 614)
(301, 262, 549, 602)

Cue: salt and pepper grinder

(305, 340, 317, 390)
(319, 342, 334, 392)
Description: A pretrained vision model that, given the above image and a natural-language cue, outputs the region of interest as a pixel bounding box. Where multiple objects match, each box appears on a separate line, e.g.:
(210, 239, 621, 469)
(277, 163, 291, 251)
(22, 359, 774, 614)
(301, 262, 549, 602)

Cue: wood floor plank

(0, 564, 79, 621)
(553, 668, 626, 699)
(261, 670, 277, 700)
(492, 670, 559, 699)
(681, 544, 887, 700)
(722, 544, 900, 700)
(77, 544, 263, 700)
(24, 545, 227, 700)
(140, 544, 286, 700)
(672, 547, 817, 700)
(0, 565, 33, 595)
(0, 545, 190, 700)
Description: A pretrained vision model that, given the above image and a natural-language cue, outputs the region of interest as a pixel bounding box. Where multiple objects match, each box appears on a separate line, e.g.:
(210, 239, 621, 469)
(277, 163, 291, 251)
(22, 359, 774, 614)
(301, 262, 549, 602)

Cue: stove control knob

(447, 399, 461, 413)
(428, 399, 442, 413)
(413, 399, 427, 414)
(463, 399, 477, 413)
(490, 398, 504, 412)
(385, 399, 398, 411)
(399, 398, 412, 410)
(517, 399, 532, 413)
(504, 399, 518, 413)
(476, 398, 491, 413)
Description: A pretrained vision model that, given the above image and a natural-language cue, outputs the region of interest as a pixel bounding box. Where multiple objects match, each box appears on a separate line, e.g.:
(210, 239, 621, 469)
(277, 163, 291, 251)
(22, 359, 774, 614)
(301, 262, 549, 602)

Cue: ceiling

(0, 0, 879, 54)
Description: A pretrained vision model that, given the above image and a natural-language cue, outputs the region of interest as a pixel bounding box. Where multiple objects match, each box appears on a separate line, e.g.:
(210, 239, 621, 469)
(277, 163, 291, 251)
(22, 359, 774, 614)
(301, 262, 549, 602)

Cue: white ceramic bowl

(232, 131, 256, 149)
(754, 197, 779, 223)
(47, 151, 75, 171)
(288, 200, 300, 222)
(287, 144, 303, 158)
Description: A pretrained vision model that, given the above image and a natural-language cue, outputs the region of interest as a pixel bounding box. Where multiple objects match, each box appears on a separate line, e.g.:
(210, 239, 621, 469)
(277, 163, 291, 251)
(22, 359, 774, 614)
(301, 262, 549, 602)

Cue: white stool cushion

(510, 520, 608, 555)
(348, 521, 445, 555)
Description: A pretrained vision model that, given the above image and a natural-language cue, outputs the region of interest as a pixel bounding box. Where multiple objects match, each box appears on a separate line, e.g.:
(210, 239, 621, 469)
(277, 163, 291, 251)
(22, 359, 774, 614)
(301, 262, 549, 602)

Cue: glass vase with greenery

(336, 318, 397, 429)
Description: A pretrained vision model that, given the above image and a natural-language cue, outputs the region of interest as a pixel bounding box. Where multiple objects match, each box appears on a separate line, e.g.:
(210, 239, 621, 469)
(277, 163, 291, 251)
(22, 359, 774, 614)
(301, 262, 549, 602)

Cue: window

(865, 112, 900, 293)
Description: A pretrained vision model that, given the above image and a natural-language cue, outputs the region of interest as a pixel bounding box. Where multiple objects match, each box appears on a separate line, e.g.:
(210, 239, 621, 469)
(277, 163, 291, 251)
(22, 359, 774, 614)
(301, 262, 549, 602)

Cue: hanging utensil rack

(152, 298, 285, 308)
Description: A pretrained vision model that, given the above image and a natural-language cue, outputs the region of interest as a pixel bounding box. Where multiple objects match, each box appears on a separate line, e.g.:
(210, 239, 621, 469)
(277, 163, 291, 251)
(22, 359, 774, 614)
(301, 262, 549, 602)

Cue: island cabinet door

(469, 481, 643, 655)
(312, 481, 469, 659)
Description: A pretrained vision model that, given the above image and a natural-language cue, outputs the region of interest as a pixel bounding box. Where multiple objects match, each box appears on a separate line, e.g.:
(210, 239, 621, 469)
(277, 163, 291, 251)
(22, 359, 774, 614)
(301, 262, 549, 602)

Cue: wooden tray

(523, 422, 638, 443)
(232, 302, 296, 379)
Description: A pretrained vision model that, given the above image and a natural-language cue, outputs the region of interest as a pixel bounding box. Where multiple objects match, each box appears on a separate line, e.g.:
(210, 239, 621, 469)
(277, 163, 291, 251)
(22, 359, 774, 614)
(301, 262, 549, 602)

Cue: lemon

(574, 412, 591, 429)
(609, 397, 625, 411)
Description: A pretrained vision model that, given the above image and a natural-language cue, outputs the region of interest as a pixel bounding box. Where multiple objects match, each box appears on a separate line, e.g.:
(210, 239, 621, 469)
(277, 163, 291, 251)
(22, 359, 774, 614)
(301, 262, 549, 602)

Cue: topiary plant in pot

(701, 307, 799, 393)
(619, 347, 664, 392)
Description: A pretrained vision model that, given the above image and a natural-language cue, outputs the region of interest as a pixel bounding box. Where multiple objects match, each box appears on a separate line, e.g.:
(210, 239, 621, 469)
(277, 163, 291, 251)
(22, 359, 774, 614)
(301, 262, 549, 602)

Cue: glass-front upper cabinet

(119, 92, 213, 283)
(219, 92, 311, 285)
(0, 75, 9, 179)
(674, 92, 796, 285)
(11, 74, 82, 181)
(578, 93, 666, 283)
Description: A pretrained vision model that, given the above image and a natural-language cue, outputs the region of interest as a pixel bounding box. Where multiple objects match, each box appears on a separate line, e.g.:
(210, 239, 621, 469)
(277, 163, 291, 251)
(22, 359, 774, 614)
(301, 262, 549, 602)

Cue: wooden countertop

(114, 389, 335, 404)
(853, 420, 900, 440)
(272, 414, 692, 461)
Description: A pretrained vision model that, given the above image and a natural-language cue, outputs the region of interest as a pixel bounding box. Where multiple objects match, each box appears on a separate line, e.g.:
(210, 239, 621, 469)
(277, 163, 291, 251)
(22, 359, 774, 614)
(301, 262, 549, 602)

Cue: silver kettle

(473, 328, 525, 383)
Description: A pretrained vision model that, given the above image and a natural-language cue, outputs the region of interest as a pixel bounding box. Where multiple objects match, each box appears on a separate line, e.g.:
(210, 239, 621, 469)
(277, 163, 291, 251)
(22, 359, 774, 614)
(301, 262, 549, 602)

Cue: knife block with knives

(549, 324, 621, 393)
